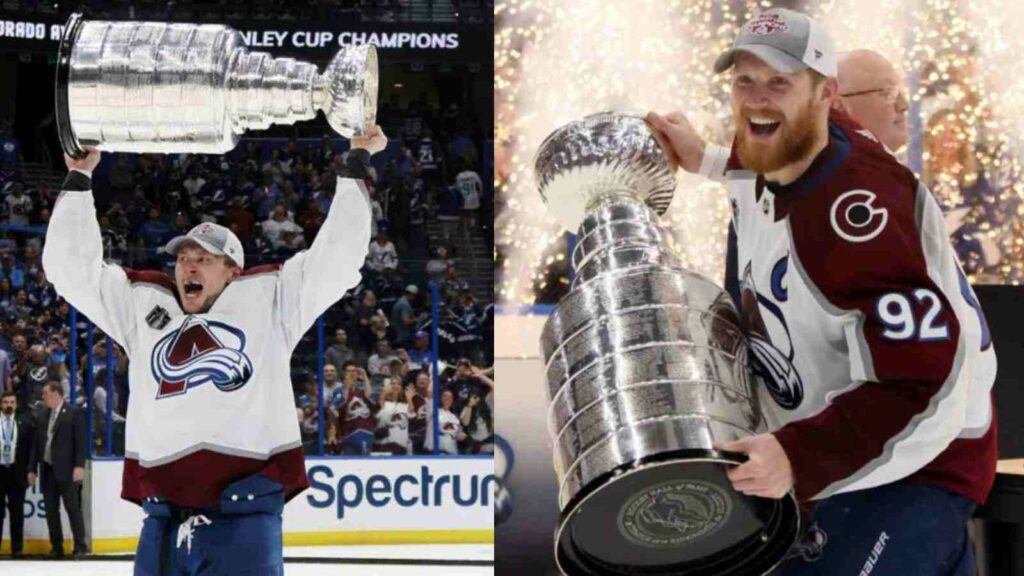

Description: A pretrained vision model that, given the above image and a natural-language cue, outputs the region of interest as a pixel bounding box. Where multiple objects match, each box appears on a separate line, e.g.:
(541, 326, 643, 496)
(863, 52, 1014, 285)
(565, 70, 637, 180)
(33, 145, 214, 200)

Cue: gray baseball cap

(714, 8, 837, 77)
(166, 222, 245, 268)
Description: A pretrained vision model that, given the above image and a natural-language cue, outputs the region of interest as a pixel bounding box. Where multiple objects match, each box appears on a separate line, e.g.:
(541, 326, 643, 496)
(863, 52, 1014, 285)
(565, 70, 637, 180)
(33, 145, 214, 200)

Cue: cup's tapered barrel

(533, 112, 799, 576)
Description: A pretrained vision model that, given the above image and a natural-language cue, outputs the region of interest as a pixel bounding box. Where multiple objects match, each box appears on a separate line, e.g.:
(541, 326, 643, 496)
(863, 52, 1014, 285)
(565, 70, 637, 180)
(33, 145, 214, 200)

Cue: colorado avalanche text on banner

(0, 12, 486, 64)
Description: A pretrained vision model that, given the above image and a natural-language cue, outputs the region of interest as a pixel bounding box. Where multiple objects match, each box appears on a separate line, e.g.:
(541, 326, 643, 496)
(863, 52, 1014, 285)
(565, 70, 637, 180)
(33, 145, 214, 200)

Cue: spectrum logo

(306, 465, 497, 519)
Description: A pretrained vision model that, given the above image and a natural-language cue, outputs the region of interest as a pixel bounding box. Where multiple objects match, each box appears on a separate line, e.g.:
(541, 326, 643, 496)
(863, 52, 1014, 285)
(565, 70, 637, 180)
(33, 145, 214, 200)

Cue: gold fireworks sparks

(496, 0, 1024, 307)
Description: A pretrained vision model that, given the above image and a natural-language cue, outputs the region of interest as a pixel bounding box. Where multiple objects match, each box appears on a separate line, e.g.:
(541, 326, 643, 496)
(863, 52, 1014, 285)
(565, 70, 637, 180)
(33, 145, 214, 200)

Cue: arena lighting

(496, 0, 1024, 307)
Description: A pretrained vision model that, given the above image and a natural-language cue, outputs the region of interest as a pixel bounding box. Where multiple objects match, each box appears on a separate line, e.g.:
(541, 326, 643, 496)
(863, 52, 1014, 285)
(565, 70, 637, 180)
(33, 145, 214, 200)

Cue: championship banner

(0, 11, 486, 63)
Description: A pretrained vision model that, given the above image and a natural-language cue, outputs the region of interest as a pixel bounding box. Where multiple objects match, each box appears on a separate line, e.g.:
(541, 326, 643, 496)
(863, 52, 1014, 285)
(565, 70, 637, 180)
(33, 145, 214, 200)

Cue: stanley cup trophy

(55, 13, 377, 157)
(534, 112, 800, 575)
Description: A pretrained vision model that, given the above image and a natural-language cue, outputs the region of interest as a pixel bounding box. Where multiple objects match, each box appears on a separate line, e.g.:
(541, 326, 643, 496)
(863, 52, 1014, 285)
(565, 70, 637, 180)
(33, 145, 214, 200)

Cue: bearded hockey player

(646, 8, 996, 575)
(42, 127, 387, 575)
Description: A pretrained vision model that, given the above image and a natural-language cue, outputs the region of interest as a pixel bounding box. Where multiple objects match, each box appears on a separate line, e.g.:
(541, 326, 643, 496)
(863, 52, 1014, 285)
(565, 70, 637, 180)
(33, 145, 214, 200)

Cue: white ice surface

(1, 544, 495, 575)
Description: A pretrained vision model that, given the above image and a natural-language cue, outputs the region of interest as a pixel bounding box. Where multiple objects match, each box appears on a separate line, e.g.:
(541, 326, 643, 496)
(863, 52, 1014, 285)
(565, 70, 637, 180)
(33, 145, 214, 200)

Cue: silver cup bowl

(56, 13, 377, 158)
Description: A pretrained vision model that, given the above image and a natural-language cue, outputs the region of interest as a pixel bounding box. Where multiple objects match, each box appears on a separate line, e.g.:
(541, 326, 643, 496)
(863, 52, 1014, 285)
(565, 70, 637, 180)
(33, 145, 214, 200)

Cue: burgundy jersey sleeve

(773, 135, 974, 502)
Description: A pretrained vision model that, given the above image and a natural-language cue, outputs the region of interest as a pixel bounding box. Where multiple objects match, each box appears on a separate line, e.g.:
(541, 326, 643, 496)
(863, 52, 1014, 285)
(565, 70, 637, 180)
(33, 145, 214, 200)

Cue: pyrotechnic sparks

(496, 0, 1024, 307)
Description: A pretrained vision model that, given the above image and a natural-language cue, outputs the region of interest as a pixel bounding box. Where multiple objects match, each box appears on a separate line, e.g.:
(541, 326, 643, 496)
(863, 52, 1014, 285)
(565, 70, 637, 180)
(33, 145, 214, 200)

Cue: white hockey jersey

(712, 111, 998, 504)
(42, 173, 371, 508)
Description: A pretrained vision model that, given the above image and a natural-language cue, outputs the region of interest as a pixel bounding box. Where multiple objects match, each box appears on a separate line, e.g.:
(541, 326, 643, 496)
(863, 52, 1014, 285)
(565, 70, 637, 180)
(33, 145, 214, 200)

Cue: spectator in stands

(43, 301, 71, 336)
(262, 149, 292, 185)
(455, 160, 483, 233)
(436, 181, 462, 243)
(354, 290, 382, 346)
(408, 373, 430, 454)
(15, 345, 61, 414)
(390, 284, 419, 346)
(407, 331, 435, 372)
(427, 389, 464, 455)
(454, 291, 485, 363)
(459, 385, 494, 454)
(182, 168, 206, 198)
(280, 180, 301, 214)
(369, 189, 385, 240)
(426, 246, 454, 283)
(261, 204, 306, 254)
(368, 340, 398, 378)
(375, 267, 405, 311)
(323, 420, 342, 456)
(0, 278, 13, 321)
(443, 268, 470, 302)
(298, 198, 326, 241)
(226, 195, 255, 244)
(5, 182, 32, 227)
(13, 292, 31, 323)
(374, 375, 415, 455)
(252, 174, 281, 221)
(296, 390, 318, 454)
(171, 212, 192, 239)
(28, 270, 56, 312)
(0, 342, 10, 393)
(363, 311, 390, 349)
(338, 361, 376, 455)
(325, 328, 361, 372)
(10, 333, 26, 370)
(416, 128, 444, 185)
(136, 206, 174, 267)
(321, 363, 342, 418)
(318, 135, 336, 165)
(366, 232, 398, 273)
(98, 214, 129, 262)
(389, 355, 409, 384)
(0, 255, 23, 290)
(446, 359, 492, 415)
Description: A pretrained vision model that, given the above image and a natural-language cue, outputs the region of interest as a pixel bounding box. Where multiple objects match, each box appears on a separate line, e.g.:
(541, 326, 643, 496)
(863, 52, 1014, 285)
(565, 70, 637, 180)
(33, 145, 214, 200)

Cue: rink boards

(3, 456, 494, 554)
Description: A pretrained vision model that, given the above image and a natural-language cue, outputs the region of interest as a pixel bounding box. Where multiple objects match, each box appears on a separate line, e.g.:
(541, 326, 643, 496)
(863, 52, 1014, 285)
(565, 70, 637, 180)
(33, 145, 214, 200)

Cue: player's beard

(735, 96, 821, 175)
(1, 406, 12, 416)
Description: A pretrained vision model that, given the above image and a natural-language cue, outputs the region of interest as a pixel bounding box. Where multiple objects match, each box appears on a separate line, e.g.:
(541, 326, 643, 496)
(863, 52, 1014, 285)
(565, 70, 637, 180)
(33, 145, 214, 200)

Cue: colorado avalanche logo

(390, 412, 409, 430)
(747, 14, 789, 35)
(345, 396, 371, 420)
(740, 258, 804, 410)
(151, 316, 254, 399)
(829, 190, 888, 243)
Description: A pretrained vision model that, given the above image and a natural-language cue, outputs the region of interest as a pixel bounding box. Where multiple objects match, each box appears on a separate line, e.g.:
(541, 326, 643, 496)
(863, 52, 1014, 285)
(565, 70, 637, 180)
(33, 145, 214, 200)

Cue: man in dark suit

(36, 381, 86, 557)
(0, 391, 35, 557)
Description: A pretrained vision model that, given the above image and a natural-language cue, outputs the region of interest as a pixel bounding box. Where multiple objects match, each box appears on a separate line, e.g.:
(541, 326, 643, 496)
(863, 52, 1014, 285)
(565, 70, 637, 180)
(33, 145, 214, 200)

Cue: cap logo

(747, 13, 789, 36)
(815, 49, 823, 60)
(194, 223, 214, 236)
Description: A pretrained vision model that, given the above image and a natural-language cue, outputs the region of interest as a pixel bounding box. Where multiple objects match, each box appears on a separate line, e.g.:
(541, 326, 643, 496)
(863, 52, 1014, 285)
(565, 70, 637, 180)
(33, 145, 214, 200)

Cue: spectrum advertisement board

(3, 456, 493, 554)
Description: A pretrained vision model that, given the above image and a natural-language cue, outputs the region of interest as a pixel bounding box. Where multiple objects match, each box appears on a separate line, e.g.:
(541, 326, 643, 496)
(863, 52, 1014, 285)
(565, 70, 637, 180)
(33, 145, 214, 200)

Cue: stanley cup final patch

(747, 13, 789, 35)
(146, 305, 171, 330)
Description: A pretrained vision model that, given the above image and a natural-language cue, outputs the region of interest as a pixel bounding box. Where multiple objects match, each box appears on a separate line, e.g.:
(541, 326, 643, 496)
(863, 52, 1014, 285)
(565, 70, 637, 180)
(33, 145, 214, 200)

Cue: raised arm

(41, 150, 136, 351)
(278, 127, 388, 349)
(645, 111, 729, 182)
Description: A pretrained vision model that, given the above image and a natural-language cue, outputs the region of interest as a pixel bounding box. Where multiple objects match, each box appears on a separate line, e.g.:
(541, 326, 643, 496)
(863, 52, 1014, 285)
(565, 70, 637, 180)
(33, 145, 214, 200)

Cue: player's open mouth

(748, 116, 781, 136)
(184, 281, 203, 296)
